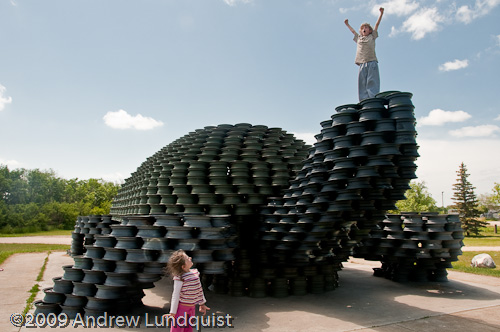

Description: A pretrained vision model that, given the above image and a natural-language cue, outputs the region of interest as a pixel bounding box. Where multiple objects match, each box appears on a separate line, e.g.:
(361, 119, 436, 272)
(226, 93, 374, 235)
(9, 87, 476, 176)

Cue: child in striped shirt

(165, 250, 210, 332)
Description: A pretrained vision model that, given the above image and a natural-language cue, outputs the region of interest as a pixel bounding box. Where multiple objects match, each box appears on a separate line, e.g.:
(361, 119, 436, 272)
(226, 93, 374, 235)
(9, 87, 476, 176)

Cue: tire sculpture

(37, 91, 464, 318)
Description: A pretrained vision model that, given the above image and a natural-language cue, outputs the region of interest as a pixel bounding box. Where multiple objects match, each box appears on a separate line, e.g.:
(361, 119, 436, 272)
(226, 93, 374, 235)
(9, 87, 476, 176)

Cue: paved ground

(1, 252, 48, 332)
(1, 247, 500, 331)
(462, 246, 500, 252)
(0, 236, 72, 245)
(487, 221, 500, 227)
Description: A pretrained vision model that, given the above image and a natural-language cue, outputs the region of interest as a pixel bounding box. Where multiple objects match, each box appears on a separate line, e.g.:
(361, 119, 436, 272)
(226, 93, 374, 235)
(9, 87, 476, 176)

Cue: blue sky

(1, 0, 499, 206)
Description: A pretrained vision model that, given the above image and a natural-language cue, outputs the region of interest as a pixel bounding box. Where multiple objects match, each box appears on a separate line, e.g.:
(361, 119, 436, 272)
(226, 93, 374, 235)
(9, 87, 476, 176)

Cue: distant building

(483, 211, 499, 220)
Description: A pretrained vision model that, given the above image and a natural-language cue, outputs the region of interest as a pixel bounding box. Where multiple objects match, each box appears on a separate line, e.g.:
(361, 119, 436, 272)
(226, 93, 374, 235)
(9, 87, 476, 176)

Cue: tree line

(0, 165, 121, 233)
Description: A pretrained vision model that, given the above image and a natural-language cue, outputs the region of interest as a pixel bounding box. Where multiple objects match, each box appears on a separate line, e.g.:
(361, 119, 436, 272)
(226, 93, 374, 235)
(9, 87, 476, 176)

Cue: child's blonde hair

(359, 23, 373, 34)
(166, 249, 187, 277)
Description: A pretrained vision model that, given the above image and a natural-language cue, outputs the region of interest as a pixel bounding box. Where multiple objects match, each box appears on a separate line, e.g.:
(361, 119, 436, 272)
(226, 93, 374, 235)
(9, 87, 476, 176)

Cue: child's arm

(374, 7, 384, 32)
(197, 278, 210, 315)
(344, 19, 356, 35)
(169, 279, 183, 316)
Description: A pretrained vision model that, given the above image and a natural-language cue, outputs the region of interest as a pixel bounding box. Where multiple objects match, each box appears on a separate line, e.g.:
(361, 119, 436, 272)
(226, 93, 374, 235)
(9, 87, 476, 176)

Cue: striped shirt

(169, 269, 206, 314)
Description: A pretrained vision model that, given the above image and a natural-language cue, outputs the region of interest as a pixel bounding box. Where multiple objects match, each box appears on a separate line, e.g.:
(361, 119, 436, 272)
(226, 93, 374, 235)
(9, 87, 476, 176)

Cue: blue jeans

(358, 61, 380, 101)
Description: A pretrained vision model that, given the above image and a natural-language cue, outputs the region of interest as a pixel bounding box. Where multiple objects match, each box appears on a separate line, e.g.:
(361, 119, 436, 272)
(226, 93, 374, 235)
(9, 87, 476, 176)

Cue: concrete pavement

(0, 236, 72, 245)
(462, 246, 500, 252)
(1, 252, 49, 332)
(1, 250, 499, 331)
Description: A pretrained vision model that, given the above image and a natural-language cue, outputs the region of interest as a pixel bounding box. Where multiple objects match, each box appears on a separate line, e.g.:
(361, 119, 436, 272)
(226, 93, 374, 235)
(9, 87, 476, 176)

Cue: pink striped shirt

(170, 269, 206, 314)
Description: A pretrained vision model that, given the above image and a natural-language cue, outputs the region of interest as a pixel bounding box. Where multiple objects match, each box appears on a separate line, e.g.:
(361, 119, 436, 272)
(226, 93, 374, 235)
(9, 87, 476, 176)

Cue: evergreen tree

(451, 162, 486, 236)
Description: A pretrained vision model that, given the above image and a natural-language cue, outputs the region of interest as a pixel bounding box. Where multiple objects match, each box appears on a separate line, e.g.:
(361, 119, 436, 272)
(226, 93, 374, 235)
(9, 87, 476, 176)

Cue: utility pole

(441, 191, 444, 208)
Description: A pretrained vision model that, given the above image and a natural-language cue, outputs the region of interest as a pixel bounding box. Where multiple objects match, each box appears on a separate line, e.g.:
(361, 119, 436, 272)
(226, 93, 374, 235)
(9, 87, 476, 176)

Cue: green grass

(462, 225, 500, 247)
(482, 225, 500, 236)
(23, 284, 40, 316)
(0, 243, 70, 265)
(0, 229, 72, 237)
(23, 254, 51, 315)
(463, 237, 500, 246)
(451, 251, 500, 278)
(37, 255, 49, 281)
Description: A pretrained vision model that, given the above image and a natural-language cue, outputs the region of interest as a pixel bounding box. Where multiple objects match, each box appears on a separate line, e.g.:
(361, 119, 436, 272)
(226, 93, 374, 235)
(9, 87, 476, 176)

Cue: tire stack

(39, 213, 239, 318)
(37, 90, 464, 316)
(110, 124, 308, 218)
(39, 124, 309, 316)
(70, 215, 118, 257)
(256, 92, 419, 293)
(108, 123, 309, 293)
(367, 213, 464, 282)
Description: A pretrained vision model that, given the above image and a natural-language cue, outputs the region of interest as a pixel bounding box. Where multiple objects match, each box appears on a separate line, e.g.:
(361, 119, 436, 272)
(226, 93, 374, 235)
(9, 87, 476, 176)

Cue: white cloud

(401, 7, 444, 40)
(438, 59, 469, 72)
(223, 0, 253, 6)
(0, 158, 21, 169)
(495, 114, 500, 121)
(371, 0, 419, 17)
(418, 109, 471, 126)
(100, 172, 125, 184)
(0, 85, 13, 111)
(103, 109, 164, 130)
(456, 0, 500, 24)
(449, 124, 500, 137)
(496, 34, 500, 46)
(359, 0, 498, 40)
(389, 25, 399, 37)
(292, 132, 316, 146)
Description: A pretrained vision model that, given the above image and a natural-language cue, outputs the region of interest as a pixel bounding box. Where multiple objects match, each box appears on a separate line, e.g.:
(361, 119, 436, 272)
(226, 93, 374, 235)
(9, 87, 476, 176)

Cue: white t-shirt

(353, 31, 378, 65)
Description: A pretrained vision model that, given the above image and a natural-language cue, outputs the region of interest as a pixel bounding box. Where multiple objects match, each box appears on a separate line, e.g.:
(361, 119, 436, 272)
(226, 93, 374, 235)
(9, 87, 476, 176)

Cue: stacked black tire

(364, 213, 464, 282)
(70, 215, 118, 256)
(38, 213, 240, 318)
(254, 92, 419, 293)
(110, 124, 308, 217)
(36, 91, 464, 317)
(38, 125, 310, 317)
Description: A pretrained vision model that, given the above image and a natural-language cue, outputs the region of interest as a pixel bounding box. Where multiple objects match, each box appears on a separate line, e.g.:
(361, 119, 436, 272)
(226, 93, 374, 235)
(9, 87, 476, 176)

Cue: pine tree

(451, 162, 486, 236)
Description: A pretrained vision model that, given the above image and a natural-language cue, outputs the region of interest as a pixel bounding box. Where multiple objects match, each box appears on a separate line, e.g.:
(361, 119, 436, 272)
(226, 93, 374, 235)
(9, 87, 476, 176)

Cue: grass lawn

(451, 251, 500, 278)
(0, 243, 70, 265)
(0, 229, 73, 237)
(462, 225, 500, 247)
(464, 237, 500, 246)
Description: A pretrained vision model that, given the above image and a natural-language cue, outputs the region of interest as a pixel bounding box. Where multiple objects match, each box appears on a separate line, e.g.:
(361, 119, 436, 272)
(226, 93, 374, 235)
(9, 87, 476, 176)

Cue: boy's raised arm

(374, 7, 384, 32)
(344, 19, 356, 35)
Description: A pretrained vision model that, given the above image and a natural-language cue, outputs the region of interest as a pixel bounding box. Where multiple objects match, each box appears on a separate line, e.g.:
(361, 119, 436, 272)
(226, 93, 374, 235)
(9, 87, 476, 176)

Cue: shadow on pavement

(124, 262, 500, 331)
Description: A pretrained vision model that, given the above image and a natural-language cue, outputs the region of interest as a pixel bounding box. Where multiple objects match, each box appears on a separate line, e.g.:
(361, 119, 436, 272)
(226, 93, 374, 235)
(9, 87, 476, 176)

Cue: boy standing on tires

(345, 7, 384, 101)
